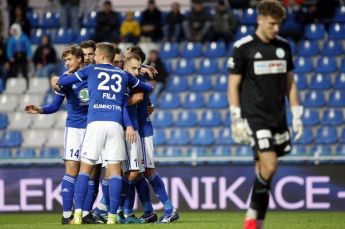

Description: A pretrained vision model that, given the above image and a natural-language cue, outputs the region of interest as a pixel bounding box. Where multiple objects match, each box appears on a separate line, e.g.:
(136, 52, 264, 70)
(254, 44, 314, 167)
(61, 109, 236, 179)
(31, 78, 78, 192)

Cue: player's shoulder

(274, 35, 291, 48)
(233, 35, 254, 48)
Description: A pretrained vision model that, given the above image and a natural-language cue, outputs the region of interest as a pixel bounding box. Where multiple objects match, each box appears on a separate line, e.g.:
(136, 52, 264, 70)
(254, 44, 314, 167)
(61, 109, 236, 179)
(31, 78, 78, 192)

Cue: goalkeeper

(227, 1, 303, 229)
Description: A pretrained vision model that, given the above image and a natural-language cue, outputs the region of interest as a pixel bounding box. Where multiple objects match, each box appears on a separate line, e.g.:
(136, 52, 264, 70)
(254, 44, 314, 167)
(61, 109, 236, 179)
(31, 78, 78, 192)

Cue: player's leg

(92, 163, 110, 223)
(142, 136, 178, 223)
(61, 127, 84, 224)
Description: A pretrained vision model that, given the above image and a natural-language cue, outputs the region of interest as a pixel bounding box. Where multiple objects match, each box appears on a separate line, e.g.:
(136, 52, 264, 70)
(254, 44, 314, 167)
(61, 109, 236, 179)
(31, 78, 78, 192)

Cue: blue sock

(118, 177, 129, 211)
(148, 173, 173, 215)
(82, 180, 95, 212)
(101, 179, 109, 209)
(74, 172, 90, 210)
(109, 176, 122, 214)
(61, 174, 76, 212)
(124, 179, 136, 216)
(136, 175, 153, 214)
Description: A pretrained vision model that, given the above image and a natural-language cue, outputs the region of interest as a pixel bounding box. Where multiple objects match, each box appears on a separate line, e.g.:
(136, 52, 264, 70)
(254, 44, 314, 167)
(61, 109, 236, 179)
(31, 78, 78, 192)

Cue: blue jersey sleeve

(41, 94, 64, 114)
(58, 66, 90, 86)
(122, 90, 132, 128)
(127, 73, 153, 92)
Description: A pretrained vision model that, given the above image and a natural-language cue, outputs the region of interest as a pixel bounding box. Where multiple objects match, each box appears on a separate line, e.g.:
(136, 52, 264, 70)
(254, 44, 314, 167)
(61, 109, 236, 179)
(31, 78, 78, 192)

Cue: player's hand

(126, 126, 137, 144)
(291, 106, 304, 141)
(24, 104, 42, 114)
(230, 106, 252, 144)
(141, 66, 158, 79)
(51, 76, 59, 91)
(147, 105, 155, 116)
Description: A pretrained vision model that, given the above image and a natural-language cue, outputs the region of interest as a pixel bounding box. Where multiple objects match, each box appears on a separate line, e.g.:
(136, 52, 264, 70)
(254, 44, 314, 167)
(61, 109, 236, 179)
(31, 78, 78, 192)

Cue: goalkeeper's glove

(230, 106, 252, 144)
(291, 106, 304, 141)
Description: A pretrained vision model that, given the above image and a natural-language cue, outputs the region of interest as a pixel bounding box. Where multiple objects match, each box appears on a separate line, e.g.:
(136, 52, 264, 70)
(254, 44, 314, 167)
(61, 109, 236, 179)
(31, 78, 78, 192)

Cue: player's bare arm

(147, 104, 155, 116)
(127, 91, 144, 105)
(125, 126, 137, 144)
(286, 71, 304, 141)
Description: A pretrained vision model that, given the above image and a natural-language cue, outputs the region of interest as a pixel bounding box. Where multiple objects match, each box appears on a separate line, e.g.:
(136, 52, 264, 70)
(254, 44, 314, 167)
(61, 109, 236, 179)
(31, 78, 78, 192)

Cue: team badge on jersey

(79, 88, 90, 103)
(275, 48, 285, 59)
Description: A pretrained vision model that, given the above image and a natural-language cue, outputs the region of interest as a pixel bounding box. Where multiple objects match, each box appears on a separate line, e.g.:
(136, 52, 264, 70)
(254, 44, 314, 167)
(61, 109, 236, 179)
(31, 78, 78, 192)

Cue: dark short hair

(257, 0, 286, 20)
(96, 42, 115, 62)
(104, 0, 111, 6)
(62, 44, 84, 62)
(127, 45, 146, 62)
(80, 40, 96, 51)
(114, 47, 122, 55)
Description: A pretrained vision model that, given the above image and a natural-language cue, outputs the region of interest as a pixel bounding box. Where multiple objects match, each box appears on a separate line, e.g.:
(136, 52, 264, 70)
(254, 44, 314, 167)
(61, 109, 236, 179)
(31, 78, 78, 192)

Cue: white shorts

(122, 131, 145, 173)
(63, 127, 86, 161)
(141, 136, 155, 168)
(81, 121, 126, 162)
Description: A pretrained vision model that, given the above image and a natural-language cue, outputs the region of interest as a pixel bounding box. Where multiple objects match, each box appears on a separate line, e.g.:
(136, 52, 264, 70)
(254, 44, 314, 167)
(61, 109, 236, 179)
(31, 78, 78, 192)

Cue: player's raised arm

(25, 92, 65, 114)
(58, 66, 90, 86)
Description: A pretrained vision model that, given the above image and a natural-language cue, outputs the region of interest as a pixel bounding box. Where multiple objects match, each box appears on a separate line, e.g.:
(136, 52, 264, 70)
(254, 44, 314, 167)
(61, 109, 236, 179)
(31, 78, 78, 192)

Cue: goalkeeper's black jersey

(228, 33, 294, 128)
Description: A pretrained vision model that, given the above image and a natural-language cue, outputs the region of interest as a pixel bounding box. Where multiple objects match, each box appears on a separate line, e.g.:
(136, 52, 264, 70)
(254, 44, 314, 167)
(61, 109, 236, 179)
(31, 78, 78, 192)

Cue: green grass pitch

(0, 211, 344, 229)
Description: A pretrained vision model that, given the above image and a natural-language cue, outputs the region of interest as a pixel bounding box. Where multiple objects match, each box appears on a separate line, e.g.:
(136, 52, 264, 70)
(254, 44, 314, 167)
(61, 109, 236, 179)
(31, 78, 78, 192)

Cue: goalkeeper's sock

(136, 175, 154, 214)
(82, 180, 95, 214)
(61, 174, 76, 218)
(247, 172, 271, 220)
(74, 172, 90, 210)
(148, 172, 173, 215)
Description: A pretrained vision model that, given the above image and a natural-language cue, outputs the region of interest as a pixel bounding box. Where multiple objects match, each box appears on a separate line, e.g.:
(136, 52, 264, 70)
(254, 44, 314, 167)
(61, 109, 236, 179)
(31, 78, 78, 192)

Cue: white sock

(246, 207, 258, 219)
(63, 211, 72, 218)
(82, 211, 89, 217)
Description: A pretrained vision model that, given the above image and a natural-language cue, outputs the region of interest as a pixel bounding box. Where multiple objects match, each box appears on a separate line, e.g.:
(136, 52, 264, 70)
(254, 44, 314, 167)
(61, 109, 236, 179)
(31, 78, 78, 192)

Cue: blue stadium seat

(163, 147, 183, 157)
(288, 39, 296, 55)
(76, 28, 92, 43)
(41, 148, 60, 158)
(41, 11, 60, 28)
(341, 129, 345, 143)
(309, 73, 331, 90)
(328, 90, 345, 107)
(211, 146, 231, 157)
(27, 11, 39, 28)
(180, 42, 202, 58)
(334, 73, 345, 89)
(0, 113, 8, 129)
(160, 43, 179, 59)
(190, 146, 208, 158)
(0, 148, 12, 159)
(328, 23, 345, 40)
(53, 28, 74, 44)
(321, 40, 344, 56)
(166, 76, 188, 92)
(204, 42, 226, 57)
(192, 128, 215, 146)
(311, 145, 333, 156)
(304, 23, 325, 40)
(31, 29, 52, 45)
(340, 59, 345, 72)
(199, 110, 222, 127)
(176, 111, 197, 127)
(223, 111, 231, 126)
(197, 58, 219, 75)
(292, 127, 313, 144)
(322, 109, 344, 126)
(293, 57, 313, 73)
(315, 57, 337, 73)
(208, 92, 228, 108)
(336, 145, 345, 157)
(286, 110, 292, 126)
(315, 126, 338, 144)
(152, 110, 173, 127)
(293, 73, 308, 90)
(213, 74, 228, 91)
(220, 59, 229, 74)
(235, 146, 252, 158)
(158, 92, 181, 109)
(163, 59, 174, 74)
(0, 130, 22, 147)
(332, 6, 345, 23)
(169, 129, 190, 145)
(289, 145, 307, 157)
(242, 8, 257, 25)
(183, 93, 205, 109)
(153, 129, 166, 146)
(234, 25, 255, 40)
(302, 108, 320, 126)
(297, 40, 319, 56)
(83, 11, 97, 28)
(190, 75, 212, 92)
(16, 148, 36, 159)
(217, 128, 235, 145)
(0, 79, 4, 93)
(174, 59, 195, 75)
(303, 91, 326, 107)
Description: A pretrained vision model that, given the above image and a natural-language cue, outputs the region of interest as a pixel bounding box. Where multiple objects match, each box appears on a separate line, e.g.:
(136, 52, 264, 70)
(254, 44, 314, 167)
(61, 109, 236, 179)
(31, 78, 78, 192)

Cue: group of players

(25, 40, 179, 224)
